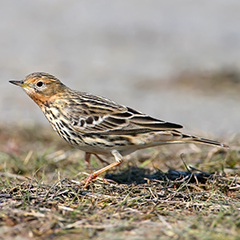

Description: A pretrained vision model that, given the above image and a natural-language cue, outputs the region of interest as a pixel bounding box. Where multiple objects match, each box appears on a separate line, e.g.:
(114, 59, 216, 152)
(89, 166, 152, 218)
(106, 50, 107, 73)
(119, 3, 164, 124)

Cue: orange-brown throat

(26, 89, 58, 109)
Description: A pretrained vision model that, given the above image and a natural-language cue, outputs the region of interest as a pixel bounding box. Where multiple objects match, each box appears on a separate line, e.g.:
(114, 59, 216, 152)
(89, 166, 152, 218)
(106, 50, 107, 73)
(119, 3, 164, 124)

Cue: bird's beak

(9, 80, 29, 87)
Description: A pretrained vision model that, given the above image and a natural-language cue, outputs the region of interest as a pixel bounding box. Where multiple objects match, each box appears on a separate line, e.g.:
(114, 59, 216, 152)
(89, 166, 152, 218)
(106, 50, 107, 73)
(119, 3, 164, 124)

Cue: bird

(9, 72, 229, 188)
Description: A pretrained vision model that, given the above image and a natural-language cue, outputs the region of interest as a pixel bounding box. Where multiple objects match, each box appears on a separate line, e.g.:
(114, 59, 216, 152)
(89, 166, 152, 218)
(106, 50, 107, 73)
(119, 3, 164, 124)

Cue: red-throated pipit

(10, 72, 229, 188)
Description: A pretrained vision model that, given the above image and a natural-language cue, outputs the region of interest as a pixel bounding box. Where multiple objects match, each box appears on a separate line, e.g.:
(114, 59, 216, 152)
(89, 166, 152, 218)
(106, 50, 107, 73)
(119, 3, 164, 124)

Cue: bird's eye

(36, 81, 44, 87)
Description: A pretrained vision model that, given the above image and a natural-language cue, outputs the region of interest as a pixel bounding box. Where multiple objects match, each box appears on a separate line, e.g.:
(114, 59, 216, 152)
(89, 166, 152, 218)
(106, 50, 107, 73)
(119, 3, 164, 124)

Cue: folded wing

(63, 92, 182, 134)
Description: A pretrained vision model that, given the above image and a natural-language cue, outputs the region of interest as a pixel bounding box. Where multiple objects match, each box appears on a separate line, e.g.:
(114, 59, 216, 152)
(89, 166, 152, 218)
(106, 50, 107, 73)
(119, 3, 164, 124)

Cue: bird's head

(9, 72, 66, 107)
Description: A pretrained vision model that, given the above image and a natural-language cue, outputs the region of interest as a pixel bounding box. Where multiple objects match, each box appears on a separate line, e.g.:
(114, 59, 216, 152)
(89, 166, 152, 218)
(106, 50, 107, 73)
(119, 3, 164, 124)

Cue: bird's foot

(80, 174, 116, 189)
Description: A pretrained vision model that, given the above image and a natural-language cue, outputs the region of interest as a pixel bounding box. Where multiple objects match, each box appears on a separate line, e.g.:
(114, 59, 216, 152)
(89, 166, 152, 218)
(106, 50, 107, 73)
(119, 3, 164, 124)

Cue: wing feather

(63, 92, 182, 134)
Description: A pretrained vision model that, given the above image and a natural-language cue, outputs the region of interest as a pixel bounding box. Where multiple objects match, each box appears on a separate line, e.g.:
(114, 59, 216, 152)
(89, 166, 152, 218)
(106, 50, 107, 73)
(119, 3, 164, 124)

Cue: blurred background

(1, 0, 240, 137)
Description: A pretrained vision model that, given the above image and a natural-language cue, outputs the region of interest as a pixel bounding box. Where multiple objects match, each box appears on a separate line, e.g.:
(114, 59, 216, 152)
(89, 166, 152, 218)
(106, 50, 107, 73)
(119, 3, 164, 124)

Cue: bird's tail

(146, 130, 229, 149)
(186, 136, 229, 148)
(175, 130, 229, 148)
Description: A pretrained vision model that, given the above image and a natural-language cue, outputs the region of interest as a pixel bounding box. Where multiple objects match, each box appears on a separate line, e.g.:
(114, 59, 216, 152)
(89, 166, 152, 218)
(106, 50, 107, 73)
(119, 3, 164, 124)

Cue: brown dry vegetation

(0, 124, 239, 240)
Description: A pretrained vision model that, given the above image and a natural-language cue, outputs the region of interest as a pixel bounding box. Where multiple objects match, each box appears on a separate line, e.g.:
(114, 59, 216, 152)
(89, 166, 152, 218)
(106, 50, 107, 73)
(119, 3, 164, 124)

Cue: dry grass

(0, 124, 239, 240)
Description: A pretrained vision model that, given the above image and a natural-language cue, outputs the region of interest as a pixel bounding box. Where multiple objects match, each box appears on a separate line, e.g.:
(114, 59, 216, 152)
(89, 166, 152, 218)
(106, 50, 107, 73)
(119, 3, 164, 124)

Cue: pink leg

(93, 153, 109, 165)
(84, 152, 91, 167)
(84, 152, 109, 168)
(82, 150, 123, 189)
